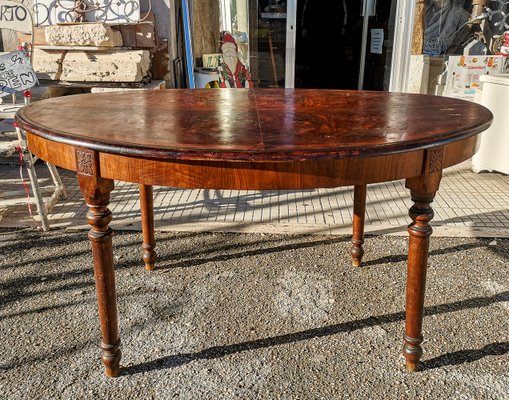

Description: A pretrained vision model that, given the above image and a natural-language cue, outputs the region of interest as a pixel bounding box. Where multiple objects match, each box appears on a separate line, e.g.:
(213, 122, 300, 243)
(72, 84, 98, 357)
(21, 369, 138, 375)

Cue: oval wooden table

(16, 89, 492, 377)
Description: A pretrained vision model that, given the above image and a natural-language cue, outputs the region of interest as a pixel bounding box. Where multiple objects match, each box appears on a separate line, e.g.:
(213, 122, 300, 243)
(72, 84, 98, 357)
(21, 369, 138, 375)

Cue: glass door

(219, 0, 251, 72)
(219, 0, 295, 87)
(294, 0, 398, 91)
(247, 0, 295, 87)
(359, 0, 399, 91)
(219, 0, 400, 90)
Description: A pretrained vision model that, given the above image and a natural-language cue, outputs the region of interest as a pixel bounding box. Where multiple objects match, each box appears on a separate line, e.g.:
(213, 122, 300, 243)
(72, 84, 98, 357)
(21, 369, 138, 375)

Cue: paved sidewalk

(1, 230, 508, 399)
(1, 157, 508, 237)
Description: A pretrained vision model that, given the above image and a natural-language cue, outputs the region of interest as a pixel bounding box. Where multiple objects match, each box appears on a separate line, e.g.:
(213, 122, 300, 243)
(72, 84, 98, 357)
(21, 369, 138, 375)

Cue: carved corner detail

(427, 147, 444, 174)
(76, 149, 94, 176)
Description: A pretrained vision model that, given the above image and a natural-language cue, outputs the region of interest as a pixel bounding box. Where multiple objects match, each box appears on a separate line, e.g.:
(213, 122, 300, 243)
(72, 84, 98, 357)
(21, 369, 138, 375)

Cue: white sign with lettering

(370, 29, 384, 55)
(0, 51, 38, 97)
(0, 0, 32, 34)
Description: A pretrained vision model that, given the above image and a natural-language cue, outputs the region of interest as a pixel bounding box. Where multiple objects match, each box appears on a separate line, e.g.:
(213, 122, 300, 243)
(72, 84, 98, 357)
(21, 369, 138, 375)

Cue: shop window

(219, 0, 250, 67)
(410, 0, 509, 99)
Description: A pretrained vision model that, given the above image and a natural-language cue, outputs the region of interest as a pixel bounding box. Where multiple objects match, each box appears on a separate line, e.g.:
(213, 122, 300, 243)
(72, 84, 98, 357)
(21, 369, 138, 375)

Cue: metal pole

(358, 0, 370, 90)
(182, 0, 195, 88)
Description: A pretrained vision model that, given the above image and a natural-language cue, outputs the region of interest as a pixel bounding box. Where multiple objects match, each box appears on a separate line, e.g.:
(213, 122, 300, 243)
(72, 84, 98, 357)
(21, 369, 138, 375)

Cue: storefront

(214, 0, 405, 91)
(191, 1, 508, 93)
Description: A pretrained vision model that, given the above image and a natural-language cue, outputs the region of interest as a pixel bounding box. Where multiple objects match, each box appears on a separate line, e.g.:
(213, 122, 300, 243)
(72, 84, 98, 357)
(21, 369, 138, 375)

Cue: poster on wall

(444, 55, 507, 101)
(33, 0, 141, 25)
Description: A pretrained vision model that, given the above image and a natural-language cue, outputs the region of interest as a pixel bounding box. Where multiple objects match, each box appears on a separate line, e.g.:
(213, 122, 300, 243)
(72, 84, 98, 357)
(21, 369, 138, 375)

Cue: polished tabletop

(16, 89, 493, 161)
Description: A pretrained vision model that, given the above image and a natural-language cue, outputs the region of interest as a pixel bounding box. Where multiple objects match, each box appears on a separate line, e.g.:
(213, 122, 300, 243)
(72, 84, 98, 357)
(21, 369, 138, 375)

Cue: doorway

(295, 0, 397, 90)
(243, 0, 398, 90)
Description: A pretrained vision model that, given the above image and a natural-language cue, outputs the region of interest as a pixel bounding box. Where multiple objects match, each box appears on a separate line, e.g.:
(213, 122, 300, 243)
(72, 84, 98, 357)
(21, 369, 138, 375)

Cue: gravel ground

(0, 228, 508, 399)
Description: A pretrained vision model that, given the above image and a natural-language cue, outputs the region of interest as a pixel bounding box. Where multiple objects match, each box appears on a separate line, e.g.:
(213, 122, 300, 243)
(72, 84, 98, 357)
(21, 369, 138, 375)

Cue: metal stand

(15, 125, 67, 231)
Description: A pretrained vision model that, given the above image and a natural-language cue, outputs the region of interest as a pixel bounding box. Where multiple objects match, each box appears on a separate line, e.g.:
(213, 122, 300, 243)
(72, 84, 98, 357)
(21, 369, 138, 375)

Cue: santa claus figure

(218, 32, 253, 88)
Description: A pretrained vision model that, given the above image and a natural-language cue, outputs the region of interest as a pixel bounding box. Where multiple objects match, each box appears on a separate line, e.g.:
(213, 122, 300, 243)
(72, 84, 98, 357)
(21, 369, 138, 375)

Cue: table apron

(26, 132, 477, 190)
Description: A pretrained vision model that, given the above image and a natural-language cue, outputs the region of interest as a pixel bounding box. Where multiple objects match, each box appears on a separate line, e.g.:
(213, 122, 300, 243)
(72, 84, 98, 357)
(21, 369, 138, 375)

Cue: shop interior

(194, 1, 509, 91)
(295, 0, 396, 90)
(231, 0, 399, 90)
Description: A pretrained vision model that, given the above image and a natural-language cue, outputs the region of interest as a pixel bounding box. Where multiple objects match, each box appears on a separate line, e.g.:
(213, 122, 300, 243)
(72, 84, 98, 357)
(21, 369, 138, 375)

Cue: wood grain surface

(16, 89, 493, 161)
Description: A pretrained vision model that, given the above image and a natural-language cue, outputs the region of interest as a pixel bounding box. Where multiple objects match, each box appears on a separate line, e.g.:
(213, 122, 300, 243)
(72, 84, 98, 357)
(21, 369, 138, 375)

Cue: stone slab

(32, 48, 65, 80)
(32, 49, 151, 82)
(61, 50, 151, 82)
(45, 23, 123, 47)
(18, 18, 155, 49)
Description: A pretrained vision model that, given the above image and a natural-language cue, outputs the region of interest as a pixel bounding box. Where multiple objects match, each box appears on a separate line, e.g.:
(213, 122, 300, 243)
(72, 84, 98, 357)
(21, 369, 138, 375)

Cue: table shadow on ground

(121, 289, 509, 376)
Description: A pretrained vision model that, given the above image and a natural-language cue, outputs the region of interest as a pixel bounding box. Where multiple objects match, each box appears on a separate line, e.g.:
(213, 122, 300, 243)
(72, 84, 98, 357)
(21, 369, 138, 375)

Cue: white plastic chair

(0, 0, 66, 231)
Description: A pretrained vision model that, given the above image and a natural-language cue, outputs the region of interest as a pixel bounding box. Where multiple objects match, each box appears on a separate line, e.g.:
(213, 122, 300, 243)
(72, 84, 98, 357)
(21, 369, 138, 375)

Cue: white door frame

(389, 0, 416, 92)
(285, 0, 297, 88)
(219, 0, 232, 33)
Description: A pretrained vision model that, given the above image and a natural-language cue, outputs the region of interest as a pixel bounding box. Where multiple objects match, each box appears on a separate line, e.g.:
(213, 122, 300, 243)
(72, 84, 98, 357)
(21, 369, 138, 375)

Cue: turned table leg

(403, 190, 435, 371)
(139, 184, 156, 271)
(351, 184, 367, 267)
(403, 154, 442, 372)
(77, 149, 121, 377)
(82, 178, 121, 377)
